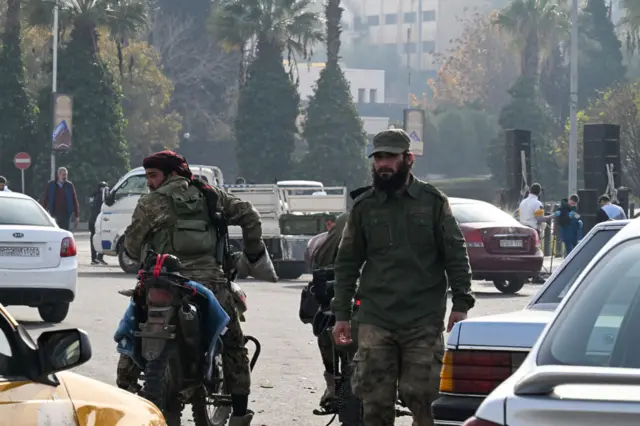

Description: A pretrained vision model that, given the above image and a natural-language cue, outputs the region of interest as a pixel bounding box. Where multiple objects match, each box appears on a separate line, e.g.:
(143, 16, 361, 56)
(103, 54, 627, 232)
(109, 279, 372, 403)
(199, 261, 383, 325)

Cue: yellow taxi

(0, 303, 166, 425)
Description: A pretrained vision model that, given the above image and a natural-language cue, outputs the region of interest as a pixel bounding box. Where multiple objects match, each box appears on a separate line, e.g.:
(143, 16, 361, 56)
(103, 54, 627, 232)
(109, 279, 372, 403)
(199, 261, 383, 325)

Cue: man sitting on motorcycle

(116, 150, 276, 426)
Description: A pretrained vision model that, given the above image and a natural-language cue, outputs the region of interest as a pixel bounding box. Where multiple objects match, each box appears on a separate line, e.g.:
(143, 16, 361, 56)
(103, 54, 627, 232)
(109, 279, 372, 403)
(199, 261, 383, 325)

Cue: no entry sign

(14, 152, 31, 170)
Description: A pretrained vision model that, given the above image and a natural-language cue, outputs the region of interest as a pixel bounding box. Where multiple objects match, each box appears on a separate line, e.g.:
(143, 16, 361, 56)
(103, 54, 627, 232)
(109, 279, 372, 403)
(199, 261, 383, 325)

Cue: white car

(0, 191, 77, 323)
(464, 218, 640, 426)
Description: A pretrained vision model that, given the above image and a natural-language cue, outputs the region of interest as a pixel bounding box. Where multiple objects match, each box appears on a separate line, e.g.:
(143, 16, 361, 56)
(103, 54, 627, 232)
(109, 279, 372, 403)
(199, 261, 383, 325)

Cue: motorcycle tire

(192, 353, 230, 426)
(141, 343, 183, 426)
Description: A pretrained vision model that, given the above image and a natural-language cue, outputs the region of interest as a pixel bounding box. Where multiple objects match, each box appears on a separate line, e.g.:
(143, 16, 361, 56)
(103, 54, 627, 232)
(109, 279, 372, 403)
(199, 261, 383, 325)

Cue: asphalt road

(5, 234, 548, 426)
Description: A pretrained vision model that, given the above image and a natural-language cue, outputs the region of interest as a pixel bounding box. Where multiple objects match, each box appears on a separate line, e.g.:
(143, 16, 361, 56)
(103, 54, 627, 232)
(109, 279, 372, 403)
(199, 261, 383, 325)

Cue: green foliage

(32, 27, 129, 214)
(491, 76, 561, 194)
(301, 64, 368, 188)
(235, 39, 299, 182)
(0, 0, 38, 194)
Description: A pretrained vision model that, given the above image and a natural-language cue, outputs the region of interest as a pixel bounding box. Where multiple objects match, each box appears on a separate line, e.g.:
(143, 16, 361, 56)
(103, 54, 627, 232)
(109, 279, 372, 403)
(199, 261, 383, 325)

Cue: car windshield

(534, 228, 619, 305)
(538, 238, 640, 368)
(0, 197, 53, 227)
(450, 203, 515, 224)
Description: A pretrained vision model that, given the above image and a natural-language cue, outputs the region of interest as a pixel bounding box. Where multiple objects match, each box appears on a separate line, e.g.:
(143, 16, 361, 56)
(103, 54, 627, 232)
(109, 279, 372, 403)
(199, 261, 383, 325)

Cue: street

(6, 234, 544, 426)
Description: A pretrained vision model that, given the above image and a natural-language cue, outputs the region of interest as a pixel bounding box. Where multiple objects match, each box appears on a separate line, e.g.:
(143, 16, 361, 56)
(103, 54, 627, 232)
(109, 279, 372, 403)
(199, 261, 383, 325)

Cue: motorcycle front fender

(140, 306, 175, 361)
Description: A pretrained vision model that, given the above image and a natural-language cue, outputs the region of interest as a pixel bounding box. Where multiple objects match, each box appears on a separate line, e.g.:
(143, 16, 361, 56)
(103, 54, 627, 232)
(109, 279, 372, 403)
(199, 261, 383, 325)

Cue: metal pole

(568, 0, 579, 196)
(21, 169, 25, 193)
(51, 2, 59, 181)
(406, 27, 411, 107)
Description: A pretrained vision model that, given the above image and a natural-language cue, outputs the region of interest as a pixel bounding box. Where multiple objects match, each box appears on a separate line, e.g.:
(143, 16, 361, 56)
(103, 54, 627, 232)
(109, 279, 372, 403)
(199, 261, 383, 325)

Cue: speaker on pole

(577, 189, 598, 236)
(505, 129, 532, 207)
(583, 124, 621, 197)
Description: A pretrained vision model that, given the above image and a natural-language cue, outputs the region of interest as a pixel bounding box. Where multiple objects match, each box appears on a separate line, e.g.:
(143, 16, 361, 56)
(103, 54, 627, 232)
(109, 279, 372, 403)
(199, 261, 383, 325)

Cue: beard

(372, 160, 411, 194)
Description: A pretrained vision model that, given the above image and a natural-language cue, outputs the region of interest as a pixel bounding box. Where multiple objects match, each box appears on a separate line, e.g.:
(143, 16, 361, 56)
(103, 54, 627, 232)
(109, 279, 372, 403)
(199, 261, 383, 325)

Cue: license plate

(0, 247, 40, 257)
(499, 240, 523, 248)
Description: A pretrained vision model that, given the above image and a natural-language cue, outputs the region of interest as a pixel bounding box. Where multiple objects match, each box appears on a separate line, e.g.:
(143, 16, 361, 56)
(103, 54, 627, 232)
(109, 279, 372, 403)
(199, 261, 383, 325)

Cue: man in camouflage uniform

(309, 213, 349, 405)
(116, 150, 273, 426)
(331, 129, 476, 426)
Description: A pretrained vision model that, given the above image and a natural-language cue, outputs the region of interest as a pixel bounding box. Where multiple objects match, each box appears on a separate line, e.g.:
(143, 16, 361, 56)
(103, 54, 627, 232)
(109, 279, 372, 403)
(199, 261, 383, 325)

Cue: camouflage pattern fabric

(351, 323, 443, 426)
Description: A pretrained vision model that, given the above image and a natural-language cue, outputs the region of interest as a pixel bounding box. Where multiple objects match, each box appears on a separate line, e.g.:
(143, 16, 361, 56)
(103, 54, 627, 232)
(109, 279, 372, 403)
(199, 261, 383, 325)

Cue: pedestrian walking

(331, 129, 475, 426)
(89, 181, 109, 265)
(0, 176, 11, 192)
(41, 167, 80, 231)
(554, 195, 583, 257)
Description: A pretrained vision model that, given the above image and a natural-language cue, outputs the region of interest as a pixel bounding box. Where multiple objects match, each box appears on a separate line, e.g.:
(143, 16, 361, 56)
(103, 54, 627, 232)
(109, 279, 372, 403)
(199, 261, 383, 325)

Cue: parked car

(0, 191, 77, 323)
(463, 217, 640, 426)
(0, 302, 166, 424)
(432, 219, 629, 426)
(450, 198, 543, 294)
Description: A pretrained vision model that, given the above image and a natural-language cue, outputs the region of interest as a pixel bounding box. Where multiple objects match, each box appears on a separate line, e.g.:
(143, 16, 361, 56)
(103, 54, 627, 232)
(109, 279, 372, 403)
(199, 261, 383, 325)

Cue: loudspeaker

(617, 187, 631, 217)
(505, 129, 532, 194)
(583, 124, 621, 197)
(577, 189, 598, 236)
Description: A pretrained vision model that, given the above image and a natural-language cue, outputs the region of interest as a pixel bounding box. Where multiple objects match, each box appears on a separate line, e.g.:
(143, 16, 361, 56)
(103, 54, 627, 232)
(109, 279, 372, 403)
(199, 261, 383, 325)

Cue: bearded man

(330, 129, 476, 426)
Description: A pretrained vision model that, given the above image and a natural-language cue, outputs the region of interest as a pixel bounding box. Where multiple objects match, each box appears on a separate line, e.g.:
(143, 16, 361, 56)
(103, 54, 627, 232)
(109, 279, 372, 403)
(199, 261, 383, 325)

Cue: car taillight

(464, 230, 484, 248)
(147, 288, 172, 306)
(60, 237, 77, 257)
(463, 417, 502, 426)
(440, 350, 526, 395)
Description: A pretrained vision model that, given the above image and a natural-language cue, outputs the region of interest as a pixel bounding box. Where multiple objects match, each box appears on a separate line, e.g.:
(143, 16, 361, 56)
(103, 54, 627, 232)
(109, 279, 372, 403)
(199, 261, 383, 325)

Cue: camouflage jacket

(332, 176, 475, 331)
(124, 175, 263, 284)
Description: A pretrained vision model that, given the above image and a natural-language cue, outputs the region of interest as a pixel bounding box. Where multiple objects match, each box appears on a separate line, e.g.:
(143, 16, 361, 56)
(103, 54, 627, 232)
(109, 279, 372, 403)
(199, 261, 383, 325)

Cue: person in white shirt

(0, 176, 10, 192)
(518, 183, 545, 232)
(598, 194, 627, 221)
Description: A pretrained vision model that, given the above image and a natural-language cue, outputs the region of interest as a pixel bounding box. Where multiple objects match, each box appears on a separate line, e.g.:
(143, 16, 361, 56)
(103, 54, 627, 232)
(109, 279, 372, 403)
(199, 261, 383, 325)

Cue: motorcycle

(115, 253, 261, 426)
(308, 268, 411, 426)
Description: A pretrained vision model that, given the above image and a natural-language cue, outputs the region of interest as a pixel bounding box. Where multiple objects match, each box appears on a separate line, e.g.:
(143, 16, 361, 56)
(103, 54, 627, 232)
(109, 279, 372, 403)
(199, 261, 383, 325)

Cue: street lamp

(50, 1, 59, 180)
(568, 0, 578, 195)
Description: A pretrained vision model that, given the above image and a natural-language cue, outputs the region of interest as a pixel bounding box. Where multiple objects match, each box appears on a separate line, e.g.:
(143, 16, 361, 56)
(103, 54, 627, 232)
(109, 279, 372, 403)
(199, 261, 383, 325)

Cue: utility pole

(51, 2, 59, 181)
(568, 0, 579, 195)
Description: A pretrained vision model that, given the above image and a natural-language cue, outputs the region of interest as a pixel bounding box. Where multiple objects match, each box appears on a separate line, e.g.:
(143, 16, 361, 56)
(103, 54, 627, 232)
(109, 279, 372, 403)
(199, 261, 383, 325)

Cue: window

(385, 14, 397, 25)
(357, 88, 366, 103)
(450, 203, 514, 224)
(0, 197, 53, 227)
(369, 89, 378, 103)
(367, 15, 379, 25)
(538, 238, 640, 368)
(422, 10, 436, 21)
(422, 40, 436, 53)
(115, 175, 148, 197)
(404, 42, 417, 53)
(535, 229, 620, 305)
(404, 12, 417, 23)
(354, 17, 366, 30)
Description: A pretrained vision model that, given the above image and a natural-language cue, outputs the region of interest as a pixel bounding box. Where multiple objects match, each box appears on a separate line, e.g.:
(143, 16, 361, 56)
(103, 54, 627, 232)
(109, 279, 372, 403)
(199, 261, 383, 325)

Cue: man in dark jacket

(41, 167, 80, 231)
(89, 181, 108, 265)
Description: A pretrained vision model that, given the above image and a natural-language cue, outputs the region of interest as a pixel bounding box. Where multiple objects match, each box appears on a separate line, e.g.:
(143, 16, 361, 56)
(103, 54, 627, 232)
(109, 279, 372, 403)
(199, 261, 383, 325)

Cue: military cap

(368, 129, 411, 157)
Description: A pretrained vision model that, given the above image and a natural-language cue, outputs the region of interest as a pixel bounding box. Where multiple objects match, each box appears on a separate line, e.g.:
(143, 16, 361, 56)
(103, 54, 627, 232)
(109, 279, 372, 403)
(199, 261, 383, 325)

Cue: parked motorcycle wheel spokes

(192, 353, 231, 426)
(141, 343, 184, 426)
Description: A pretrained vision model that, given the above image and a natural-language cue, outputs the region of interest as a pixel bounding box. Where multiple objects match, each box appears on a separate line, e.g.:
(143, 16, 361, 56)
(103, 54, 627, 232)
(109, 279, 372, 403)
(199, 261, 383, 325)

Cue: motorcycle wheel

(141, 343, 183, 426)
(192, 354, 231, 426)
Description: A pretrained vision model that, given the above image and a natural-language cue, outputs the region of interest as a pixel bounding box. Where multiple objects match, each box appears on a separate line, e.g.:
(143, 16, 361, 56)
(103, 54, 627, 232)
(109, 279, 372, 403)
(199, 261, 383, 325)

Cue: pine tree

(301, 0, 368, 188)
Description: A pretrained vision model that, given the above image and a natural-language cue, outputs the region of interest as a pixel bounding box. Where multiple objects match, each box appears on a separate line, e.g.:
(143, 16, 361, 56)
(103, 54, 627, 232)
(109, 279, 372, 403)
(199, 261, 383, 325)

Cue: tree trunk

(326, 0, 342, 65)
(522, 27, 540, 81)
(5, 0, 20, 42)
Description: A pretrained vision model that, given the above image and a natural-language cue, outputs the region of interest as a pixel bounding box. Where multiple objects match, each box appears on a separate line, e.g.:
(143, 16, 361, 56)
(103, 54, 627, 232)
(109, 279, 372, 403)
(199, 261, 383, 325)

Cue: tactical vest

(146, 184, 217, 261)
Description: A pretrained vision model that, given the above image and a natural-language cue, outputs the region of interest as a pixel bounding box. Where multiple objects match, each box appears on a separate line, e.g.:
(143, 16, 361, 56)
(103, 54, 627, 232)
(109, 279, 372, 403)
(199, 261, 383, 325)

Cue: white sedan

(464, 217, 640, 426)
(0, 191, 77, 323)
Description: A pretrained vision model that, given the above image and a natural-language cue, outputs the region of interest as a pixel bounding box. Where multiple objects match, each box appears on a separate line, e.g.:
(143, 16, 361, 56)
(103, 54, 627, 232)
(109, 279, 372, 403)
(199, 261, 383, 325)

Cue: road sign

(13, 152, 31, 193)
(13, 152, 31, 170)
(403, 109, 425, 156)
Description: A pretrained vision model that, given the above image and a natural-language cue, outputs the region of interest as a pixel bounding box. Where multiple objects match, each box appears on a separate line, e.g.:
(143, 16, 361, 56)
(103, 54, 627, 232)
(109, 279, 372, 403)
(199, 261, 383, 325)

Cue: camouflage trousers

(116, 280, 252, 395)
(317, 330, 335, 374)
(351, 323, 444, 426)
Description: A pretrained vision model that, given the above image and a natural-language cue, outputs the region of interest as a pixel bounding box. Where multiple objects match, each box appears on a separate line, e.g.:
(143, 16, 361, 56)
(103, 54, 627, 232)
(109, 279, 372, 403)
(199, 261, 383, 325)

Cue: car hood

(58, 371, 165, 425)
(450, 309, 555, 349)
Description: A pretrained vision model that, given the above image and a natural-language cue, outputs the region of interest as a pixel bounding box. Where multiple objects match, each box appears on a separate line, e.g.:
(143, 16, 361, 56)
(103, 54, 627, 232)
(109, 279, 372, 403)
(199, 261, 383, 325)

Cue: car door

(0, 314, 76, 425)
(99, 174, 148, 251)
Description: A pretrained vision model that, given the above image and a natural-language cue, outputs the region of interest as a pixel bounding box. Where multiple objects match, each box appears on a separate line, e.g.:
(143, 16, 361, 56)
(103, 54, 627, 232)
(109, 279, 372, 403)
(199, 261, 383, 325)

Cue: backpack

(557, 206, 571, 228)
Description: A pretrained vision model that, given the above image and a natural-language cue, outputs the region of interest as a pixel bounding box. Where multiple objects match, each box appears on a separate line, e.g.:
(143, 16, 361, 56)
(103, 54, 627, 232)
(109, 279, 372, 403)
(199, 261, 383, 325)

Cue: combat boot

(320, 371, 336, 405)
(228, 410, 254, 426)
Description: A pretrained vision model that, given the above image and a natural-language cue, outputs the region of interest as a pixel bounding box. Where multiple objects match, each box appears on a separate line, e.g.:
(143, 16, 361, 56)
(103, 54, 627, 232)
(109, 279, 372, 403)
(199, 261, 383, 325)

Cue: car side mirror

(104, 191, 115, 207)
(37, 329, 92, 375)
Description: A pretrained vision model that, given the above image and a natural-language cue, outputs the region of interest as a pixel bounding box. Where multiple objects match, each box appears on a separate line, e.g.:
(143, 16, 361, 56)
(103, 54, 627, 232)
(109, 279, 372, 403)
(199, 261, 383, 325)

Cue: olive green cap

(368, 129, 411, 157)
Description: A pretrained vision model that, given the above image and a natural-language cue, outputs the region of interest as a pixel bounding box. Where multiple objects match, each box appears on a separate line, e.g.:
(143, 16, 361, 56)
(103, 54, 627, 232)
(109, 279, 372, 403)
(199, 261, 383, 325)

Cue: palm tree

(493, 0, 570, 81)
(26, 0, 147, 75)
(620, 0, 640, 52)
(211, 0, 324, 86)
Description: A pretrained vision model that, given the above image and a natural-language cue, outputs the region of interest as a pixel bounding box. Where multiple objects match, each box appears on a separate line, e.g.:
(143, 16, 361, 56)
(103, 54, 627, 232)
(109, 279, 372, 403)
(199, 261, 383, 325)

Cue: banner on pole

(403, 109, 424, 156)
(52, 94, 73, 151)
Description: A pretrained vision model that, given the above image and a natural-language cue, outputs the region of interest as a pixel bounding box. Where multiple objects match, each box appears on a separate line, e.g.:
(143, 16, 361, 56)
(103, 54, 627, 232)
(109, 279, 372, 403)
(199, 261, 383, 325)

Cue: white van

(92, 165, 223, 273)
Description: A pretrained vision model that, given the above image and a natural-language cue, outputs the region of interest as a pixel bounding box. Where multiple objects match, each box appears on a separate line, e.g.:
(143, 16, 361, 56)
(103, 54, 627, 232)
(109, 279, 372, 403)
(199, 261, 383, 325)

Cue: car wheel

(118, 244, 139, 275)
(38, 302, 70, 323)
(493, 278, 526, 294)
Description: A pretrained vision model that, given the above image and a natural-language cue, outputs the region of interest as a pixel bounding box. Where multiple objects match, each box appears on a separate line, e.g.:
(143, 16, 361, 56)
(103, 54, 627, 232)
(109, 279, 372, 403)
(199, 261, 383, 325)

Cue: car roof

(0, 191, 32, 200)
(277, 180, 323, 187)
(449, 197, 495, 207)
(600, 217, 640, 247)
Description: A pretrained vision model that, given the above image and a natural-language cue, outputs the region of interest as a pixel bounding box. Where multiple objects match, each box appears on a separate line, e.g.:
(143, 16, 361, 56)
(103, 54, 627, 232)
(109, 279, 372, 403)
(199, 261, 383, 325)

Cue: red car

(450, 197, 543, 294)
